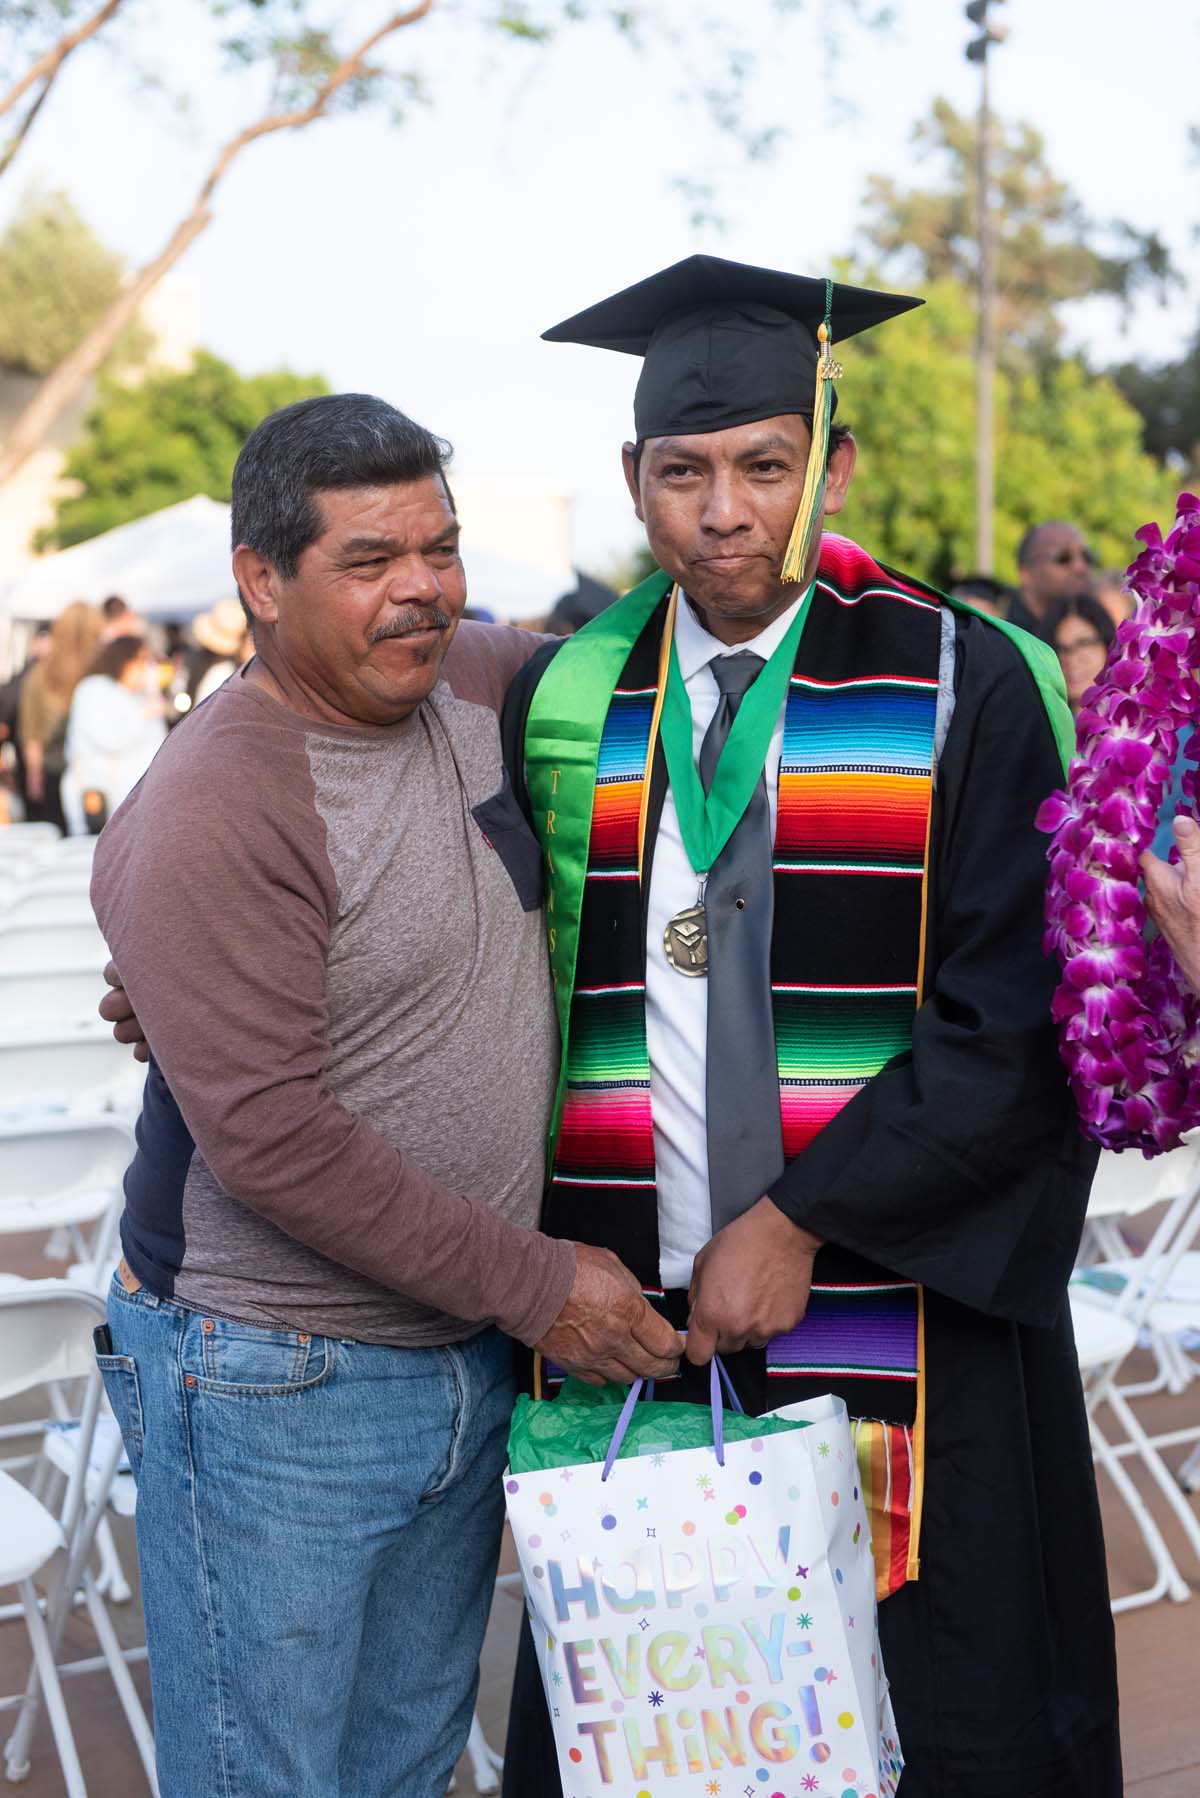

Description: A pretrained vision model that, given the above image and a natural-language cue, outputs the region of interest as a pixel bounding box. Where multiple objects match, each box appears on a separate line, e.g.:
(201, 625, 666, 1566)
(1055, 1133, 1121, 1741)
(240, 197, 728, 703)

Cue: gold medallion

(664, 903, 708, 977)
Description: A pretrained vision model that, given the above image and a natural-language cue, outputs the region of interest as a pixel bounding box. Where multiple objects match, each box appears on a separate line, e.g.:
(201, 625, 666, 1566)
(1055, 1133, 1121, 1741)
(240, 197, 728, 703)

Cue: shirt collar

(673, 584, 809, 685)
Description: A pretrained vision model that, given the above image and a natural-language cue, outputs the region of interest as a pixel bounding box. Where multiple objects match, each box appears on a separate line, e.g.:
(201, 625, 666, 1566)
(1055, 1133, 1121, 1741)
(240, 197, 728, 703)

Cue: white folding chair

(0, 824, 60, 856)
(0, 922, 108, 976)
(0, 964, 110, 1032)
(1082, 1140, 1200, 1265)
(19, 867, 95, 898)
(2, 891, 97, 930)
(1071, 1290, 1191, 1612)
(0, 1027, 145, 1123)
(0, 1111, 134, 1600)
(1072, 1169, 1200, 1597)
(0, 1280, 157, 1796)
(1080, 1140, 1200, 1399)
(0, 1116, 131, 1266)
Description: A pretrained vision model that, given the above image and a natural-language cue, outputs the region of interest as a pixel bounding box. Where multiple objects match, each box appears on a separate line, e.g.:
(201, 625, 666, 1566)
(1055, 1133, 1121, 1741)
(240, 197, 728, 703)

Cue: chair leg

(1089, 1413, 1191, 1609)
(1106, 1384, 1200, 1567)
(4, 1434, 120, 1780)
(94, 1517, 132, 1604)
(81, 1575, 158, 1795)
(464, 1714, 503, 1794)
(7, 1581, 87, 1798)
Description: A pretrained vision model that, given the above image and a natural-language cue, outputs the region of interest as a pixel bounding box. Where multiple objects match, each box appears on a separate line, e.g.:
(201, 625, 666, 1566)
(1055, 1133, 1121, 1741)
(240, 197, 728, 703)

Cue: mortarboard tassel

(780, 280, 842, 586)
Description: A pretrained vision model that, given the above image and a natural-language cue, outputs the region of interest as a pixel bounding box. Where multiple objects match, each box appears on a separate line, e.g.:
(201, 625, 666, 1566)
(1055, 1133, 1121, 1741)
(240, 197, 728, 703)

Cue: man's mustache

(368, 606, 452, 644)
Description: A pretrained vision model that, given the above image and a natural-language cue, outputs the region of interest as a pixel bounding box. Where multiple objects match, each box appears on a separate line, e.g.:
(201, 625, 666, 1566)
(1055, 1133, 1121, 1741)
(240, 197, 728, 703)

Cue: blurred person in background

(0, 621, 51, 815)
(949, 573, 1012, 619)
(61, 635, 167, 834)
(100, 593, 146, 641)
(543, 572, 619, 635)
(1009, 521, 1097, 639)
(1096, 566, 1136, 629)
(17, 600, 104, 831)
(187, 598, 251, 707)
(1045, 593, 1116, 715)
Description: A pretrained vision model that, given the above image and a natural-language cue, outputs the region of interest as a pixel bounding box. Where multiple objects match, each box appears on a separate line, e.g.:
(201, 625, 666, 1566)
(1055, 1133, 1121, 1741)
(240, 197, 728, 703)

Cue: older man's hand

(1142, 816, 1200, 995)
(537, 1244, 684, 1385)
(685, 1197, 823, 1365)
(99, 961, 150, 1062)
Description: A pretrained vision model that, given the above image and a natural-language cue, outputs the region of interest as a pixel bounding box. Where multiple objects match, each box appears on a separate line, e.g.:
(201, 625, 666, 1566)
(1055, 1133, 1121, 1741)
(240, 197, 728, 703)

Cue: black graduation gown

(500, 612, 1120, 1798)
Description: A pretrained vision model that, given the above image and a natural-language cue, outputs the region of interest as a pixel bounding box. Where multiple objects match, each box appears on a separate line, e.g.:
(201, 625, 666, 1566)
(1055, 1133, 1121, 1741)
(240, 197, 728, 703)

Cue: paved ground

(2, 1227, 1198, 1795)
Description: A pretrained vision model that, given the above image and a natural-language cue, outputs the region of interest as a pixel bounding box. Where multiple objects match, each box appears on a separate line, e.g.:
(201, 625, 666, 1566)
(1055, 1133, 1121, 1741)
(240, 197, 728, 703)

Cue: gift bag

(505, 1363, 904, 1798)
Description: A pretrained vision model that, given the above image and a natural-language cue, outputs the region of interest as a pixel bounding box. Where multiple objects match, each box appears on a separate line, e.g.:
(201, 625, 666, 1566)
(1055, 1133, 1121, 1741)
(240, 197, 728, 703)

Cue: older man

(91, 393, 681, 1798)
(1010, 519, 1098, 637)
(501, 257, 1120, 1797)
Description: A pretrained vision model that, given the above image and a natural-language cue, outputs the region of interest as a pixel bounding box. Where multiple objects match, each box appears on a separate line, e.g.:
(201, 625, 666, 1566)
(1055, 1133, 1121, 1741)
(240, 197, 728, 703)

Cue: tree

(837, 278, 1177, 588)
(0, 186, 147, 374)
(0, 0, 887, 490)
(857, 98, 1177, 362)
(0, 0, 127, 181)
(39, 348, 328, 548)
(1111, 323, 1200, 480)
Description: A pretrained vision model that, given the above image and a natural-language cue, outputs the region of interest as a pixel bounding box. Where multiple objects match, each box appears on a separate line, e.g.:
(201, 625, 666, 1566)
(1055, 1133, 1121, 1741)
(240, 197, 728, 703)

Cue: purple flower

(1040, 494, 1200, 1152)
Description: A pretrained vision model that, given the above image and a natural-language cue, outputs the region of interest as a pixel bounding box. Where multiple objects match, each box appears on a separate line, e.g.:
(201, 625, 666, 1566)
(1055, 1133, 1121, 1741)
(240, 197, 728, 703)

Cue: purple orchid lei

(1037, 493, 1200, 1155)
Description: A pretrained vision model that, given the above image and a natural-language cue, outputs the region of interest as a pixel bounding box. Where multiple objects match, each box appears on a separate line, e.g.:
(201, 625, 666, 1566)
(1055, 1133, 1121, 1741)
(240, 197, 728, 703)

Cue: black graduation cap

(543, 255, 922, 582)
(542, 253, 922, 440)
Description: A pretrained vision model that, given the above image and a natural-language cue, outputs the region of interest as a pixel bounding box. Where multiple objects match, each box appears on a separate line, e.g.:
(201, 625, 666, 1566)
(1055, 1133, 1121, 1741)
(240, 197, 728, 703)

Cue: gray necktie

(700, 653, 785, 1232)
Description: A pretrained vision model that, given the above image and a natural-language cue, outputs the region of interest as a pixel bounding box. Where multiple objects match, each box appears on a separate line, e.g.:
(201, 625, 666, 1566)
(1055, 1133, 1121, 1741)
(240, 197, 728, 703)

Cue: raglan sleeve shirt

(90, 651, 575, 1348)
(766, 614, 1097, 1327)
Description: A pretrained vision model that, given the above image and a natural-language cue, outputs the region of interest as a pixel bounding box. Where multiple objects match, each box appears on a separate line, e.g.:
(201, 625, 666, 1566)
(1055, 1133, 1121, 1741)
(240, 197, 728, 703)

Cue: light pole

(965, 0, 1007, 575)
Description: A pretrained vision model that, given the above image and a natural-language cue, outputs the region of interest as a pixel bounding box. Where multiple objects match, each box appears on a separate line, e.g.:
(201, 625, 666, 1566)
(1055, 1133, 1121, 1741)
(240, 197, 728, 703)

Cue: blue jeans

(98, 1276, 514, 1797)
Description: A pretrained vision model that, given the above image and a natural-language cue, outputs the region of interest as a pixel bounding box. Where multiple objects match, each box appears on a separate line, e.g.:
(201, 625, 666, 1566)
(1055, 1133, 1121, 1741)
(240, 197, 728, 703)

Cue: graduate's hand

(536, 1244, 685, 1387)
(99, 962, 150, 1063)
(685, 1197, 823, 1364)
(1142, 816, 1200, 995)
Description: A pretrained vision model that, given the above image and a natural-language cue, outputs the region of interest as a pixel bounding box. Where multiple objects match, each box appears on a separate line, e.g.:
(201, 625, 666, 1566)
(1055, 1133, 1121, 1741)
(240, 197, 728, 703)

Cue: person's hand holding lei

(1038, 493, 1200, 1154)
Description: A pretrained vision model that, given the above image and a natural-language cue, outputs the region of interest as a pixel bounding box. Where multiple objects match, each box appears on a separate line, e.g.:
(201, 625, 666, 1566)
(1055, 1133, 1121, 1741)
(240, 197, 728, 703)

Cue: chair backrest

(0, 823, 60, 851)
(0, 964, 109, 1030)
(0, 1028, 144, 1114)
(0, 1118, 133, 1224)
(4, 891, 96, 928)
(0, 921, 108, 973)
(1088, 1140, 1200, 1220)
(0, 1280, 107, 1403)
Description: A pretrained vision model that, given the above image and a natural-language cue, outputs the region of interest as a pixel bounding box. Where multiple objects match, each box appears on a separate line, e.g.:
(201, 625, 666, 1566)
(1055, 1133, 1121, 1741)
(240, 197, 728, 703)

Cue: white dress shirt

(647, 588, 807, 1288)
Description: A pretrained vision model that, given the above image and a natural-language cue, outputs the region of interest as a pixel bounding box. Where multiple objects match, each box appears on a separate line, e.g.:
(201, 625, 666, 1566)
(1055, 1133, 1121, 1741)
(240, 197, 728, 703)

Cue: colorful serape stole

(527, 534, 944, 1595)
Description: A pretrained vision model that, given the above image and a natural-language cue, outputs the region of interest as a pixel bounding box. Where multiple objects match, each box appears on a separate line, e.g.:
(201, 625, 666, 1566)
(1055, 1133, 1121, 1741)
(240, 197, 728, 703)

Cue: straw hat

(192, 599, 247, 658)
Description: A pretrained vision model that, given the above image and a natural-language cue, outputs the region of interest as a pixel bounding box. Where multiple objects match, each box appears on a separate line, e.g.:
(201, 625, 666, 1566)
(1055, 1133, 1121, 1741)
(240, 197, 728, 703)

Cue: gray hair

(231, 394, 454, 592)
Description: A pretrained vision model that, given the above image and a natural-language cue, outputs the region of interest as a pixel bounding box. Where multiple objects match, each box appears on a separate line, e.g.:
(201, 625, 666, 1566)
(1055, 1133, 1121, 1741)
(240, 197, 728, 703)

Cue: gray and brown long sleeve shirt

(90, 623, 573, 1349)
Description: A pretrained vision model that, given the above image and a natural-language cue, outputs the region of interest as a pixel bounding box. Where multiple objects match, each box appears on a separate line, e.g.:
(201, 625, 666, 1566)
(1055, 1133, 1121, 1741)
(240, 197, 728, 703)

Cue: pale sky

(4, 0, 1198, 572)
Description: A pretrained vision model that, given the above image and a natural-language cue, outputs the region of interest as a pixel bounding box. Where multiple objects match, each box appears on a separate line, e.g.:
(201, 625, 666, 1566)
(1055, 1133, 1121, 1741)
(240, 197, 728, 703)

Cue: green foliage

(838, 279, 1177, 588)
(1111, 323, 1200, 480)
(858, 98, 1178, 360)
(41, 349, 328, 548)
(0, 188, 132, 375)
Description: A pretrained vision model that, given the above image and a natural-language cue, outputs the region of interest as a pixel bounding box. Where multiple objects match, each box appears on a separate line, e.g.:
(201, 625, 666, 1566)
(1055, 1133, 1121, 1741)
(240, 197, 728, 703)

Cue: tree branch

(0, 3, 437, 490)
(0, 67, 58, 181)
(0, 0, 126, 121)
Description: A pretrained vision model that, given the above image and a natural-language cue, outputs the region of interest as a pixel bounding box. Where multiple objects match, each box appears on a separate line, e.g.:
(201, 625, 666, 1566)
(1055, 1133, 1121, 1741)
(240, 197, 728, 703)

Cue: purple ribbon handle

(600, 1357, 742, 1482)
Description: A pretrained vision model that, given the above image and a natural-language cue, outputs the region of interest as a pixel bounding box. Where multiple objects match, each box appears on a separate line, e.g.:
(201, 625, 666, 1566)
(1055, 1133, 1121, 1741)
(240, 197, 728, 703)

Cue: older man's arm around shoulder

(91, 704, 679, 1383)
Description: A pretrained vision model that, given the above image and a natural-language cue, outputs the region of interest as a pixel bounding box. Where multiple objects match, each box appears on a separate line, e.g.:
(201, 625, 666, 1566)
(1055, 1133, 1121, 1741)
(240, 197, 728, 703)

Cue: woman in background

(1046, 593, 1116, 715)
(187, 599, 250, 708)
(61, 635, 166, 834)
(17, 600, 104, 832)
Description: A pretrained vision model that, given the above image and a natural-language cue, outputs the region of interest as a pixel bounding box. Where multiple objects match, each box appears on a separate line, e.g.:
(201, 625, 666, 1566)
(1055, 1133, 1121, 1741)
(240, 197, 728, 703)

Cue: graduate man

(502, 256, 1120, 1798)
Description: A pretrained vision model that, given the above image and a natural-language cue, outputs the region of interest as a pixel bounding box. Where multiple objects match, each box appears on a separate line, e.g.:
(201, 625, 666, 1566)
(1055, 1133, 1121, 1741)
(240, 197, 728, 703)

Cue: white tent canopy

(0, 493, 572, 626)
(0, 496, 238, 623)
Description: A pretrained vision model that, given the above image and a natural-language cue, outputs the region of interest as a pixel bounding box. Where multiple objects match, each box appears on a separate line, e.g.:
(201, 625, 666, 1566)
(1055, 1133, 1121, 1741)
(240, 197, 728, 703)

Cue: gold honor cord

(781, 276, 842, 587)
